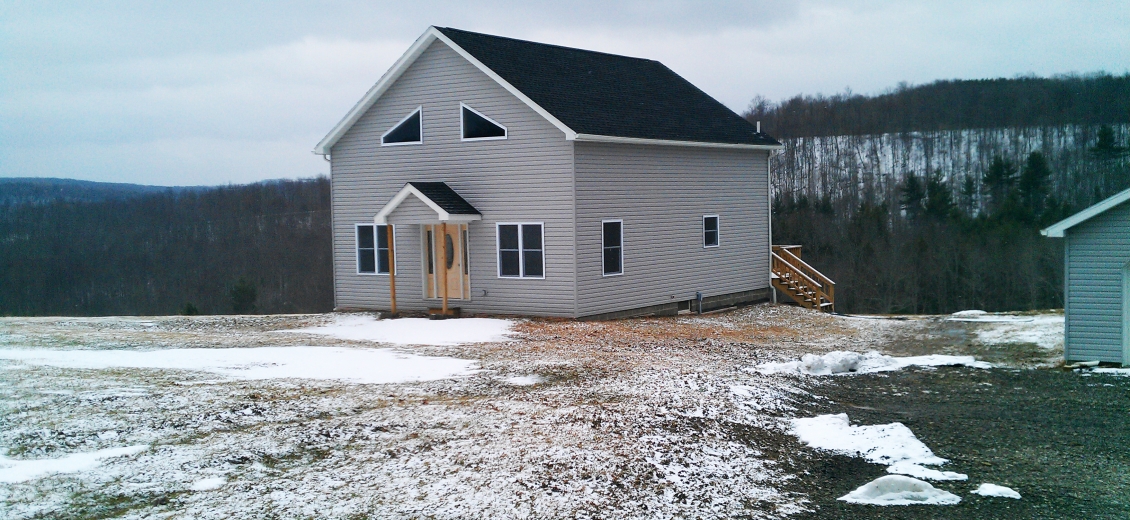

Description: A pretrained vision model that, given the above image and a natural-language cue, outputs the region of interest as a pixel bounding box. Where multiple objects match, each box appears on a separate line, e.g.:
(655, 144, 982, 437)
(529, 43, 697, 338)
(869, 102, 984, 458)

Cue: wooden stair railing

(771, 245, 835, 312)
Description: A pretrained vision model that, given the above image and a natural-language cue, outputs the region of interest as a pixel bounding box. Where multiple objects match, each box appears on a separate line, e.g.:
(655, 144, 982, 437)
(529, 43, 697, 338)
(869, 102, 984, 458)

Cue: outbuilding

(1043, 187, 1130, 365)
(314, 27, 790, 318)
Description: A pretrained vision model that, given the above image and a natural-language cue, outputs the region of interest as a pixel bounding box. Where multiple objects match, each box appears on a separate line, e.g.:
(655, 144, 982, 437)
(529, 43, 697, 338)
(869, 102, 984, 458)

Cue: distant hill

(0, 177, 332, 316)
(746, 73, 1130, 138)
(0, 178, 203, 206)
(748, 72, 1130, 314)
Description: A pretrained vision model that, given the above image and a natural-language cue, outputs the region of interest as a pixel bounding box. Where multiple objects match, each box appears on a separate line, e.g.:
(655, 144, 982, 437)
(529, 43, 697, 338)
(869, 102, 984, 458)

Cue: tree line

(768, 126, 1128, 314)
(746, 73, 1130, 138)
(0, 178, 332, 316)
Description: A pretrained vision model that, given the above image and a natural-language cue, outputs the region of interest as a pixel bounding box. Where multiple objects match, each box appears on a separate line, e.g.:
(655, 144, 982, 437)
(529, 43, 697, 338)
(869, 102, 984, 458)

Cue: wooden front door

(424, 223, 470, 300)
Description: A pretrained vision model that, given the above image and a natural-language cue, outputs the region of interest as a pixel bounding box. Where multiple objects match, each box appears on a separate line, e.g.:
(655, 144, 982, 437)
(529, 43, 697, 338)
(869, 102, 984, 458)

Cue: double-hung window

(602, 220, 623, 276)
(356, 224, 393, 274)
(497, 223, 544, 278)
(703, 215, 719, 247)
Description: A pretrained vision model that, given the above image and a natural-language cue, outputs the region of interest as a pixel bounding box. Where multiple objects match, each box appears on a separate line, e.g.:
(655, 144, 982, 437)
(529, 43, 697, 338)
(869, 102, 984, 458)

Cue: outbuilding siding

(572, 142, 770, 317)
(330, 40, 577, 316)
(1064, 201, 1130, 363)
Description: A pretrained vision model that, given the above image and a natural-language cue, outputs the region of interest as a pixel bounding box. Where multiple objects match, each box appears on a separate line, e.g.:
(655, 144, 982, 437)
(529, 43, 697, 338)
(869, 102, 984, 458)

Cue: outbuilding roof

(315, 27, 780, 154)
(1042, 186, 1130, 237)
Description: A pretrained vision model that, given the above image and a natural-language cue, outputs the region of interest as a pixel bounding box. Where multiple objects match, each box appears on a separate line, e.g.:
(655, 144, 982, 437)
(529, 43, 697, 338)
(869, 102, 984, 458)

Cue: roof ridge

(435, 26, 659, 64)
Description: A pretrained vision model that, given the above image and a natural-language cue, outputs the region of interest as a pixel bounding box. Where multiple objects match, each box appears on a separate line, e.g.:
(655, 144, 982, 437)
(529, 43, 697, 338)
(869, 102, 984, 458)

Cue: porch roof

(375, 182, 482, 225)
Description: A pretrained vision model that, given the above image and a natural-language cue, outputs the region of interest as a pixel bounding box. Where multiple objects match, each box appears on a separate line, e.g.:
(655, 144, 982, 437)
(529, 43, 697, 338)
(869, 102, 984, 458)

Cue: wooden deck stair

(771, 245, 835, 312)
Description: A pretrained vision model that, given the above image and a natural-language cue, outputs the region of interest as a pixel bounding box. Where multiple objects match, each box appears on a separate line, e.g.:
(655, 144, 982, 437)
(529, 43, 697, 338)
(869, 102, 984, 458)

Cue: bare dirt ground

(1, 304, 1122, 519)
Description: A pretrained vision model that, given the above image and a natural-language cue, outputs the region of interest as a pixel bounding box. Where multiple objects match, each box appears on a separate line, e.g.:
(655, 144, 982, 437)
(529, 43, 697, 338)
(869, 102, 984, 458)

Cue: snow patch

(284, 316, 513, 346)
(190, 477, 227, 491)
(0, 346, 477, 385)
(839, 475, 961, 506)
(949, 311, 1064, 350)
(887, 461, 967, 481)
(0, 445, 147, 483)
(503, 375, 542, 386)
(1088, 367, 1130, 376)
(757, 351, 990, 375)
(791, 414, 947, 466)
(971, 483, 1021, 499)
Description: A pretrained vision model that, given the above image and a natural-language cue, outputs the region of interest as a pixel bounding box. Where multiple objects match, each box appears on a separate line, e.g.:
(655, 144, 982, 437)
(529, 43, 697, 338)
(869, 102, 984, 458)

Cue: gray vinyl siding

(387, 196, 442, 224)
(330, 40, 576, 316)
(1064, 201, 1130, 363)
(573, 142, 770, 317)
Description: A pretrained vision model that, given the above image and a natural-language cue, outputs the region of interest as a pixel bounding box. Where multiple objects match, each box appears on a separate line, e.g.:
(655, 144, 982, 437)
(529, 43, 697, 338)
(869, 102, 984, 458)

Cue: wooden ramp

(771, 245, 835, 312)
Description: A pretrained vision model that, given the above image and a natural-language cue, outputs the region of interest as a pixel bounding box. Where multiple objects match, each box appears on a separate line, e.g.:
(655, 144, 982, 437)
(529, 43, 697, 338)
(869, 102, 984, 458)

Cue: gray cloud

(1, 0, 1126, 185)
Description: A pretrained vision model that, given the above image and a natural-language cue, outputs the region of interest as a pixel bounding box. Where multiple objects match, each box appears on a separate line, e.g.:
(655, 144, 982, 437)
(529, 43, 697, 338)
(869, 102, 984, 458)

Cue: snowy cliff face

(772, 124, 1130, 210)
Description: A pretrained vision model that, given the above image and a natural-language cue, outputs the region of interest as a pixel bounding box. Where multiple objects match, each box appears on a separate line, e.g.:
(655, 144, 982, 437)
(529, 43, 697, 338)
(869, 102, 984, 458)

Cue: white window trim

(356, 223, 397, 275)
(356, 223, 376, 275)
(496, 222, 545, 279)
(460, 102, 508, 142)
(703, 215, 720, 248)
(602, 219, 624, 277)
(380, 106, 423, 146)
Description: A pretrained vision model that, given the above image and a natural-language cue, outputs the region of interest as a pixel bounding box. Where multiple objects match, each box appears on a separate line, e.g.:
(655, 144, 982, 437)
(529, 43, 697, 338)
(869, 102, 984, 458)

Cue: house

(1043, 186, 1130, 365)
(314, 26, 785, 319)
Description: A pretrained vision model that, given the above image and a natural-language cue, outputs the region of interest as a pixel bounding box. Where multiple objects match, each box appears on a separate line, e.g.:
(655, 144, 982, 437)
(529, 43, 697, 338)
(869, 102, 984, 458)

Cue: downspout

(767, 144, 776, 304)
(319, 151, 338, 312)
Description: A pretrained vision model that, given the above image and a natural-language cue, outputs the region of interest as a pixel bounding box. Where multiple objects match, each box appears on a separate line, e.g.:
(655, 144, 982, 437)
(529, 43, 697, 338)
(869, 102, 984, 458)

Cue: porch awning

(375, 182, 482, 225)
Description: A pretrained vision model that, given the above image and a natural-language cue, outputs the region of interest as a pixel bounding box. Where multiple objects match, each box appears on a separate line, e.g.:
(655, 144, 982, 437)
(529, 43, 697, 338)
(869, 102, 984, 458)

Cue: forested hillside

(747, 74, 1130, 314)
(3, 74, 1127, 317)
(0, 178, 332, 316)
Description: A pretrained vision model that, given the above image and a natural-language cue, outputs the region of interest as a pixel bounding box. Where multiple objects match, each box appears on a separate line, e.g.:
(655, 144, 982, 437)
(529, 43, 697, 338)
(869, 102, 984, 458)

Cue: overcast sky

(2, 1, 1126, 186)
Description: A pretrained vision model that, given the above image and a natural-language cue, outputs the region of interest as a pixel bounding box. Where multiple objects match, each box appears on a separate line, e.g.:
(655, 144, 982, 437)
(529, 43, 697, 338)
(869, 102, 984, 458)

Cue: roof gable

(316, 27, 780, 154)
(1042, 186, 1130, 237)
(375, 182, 482, 225)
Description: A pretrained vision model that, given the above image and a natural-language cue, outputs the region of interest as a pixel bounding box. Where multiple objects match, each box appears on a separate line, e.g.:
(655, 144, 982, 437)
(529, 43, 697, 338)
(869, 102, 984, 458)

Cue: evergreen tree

(925, 173, 955, 219)
(960, 174, 979, 217)
(900, 173, 926, 220)
(1018, 151, 1052, 222)
(230, 278, 258, 314)
(982, 156, 1017, 217)
(1091, 125, 1127, 158)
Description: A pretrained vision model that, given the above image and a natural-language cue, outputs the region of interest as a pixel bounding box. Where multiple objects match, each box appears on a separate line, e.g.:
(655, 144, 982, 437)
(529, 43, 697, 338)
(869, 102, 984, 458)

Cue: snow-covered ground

(0, 306, 1064, 518)
(282, 315, 514, 345)
(0, 309, 829, 519)
(756, 351, 990, 375)
(0, 346, 477, 385)
(948, 310, 1064, 351)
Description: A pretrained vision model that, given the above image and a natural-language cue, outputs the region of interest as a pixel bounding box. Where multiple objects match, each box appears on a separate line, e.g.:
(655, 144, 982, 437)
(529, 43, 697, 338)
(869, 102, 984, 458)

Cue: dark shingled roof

(407, 182, 481, 215)
(437, 27, 779, 147)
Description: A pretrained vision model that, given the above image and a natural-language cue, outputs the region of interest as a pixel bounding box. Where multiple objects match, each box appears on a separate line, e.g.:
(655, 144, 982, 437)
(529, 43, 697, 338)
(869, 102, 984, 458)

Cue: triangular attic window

(382, 108, 422, 145)
(462, 104, 507, 140)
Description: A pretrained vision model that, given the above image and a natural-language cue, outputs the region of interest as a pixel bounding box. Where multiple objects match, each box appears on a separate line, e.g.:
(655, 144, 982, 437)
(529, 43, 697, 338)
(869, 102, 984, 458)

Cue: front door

(424, 223, 470, 300)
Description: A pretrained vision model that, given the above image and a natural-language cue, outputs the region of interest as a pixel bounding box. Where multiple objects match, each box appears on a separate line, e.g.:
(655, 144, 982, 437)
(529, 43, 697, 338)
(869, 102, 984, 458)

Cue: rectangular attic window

(382, 107, 422, 145)
(462, 103, 507, 140)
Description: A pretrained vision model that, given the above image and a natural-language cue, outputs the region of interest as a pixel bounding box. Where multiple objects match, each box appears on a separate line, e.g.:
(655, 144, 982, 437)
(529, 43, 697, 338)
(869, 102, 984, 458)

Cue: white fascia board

(315, 27, 577, 155)
(431, 29, 577, 140)
(314, 30, 438, 155)
(573, 133, 784, 150)
(375, 184, 482, 225)
(1042, 186, 1130, 237)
